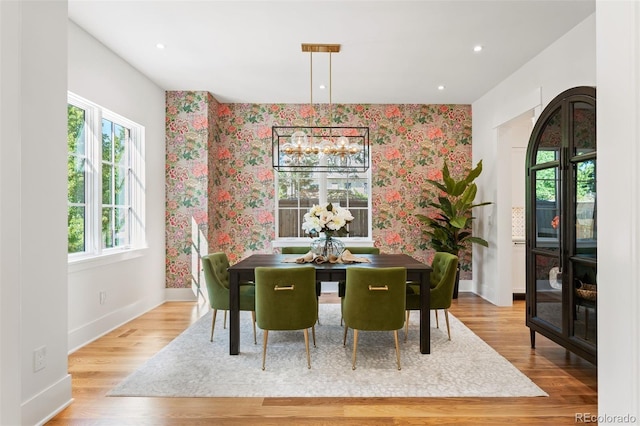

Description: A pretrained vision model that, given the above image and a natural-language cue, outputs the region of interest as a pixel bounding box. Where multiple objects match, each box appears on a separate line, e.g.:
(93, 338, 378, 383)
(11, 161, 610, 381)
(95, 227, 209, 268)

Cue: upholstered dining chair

(280, 246, 311, 255)
(202, 252, 257, 344)
(337, 247, 381, 325)
(405, 252, 459, 342)
(255, 266, 318, 370)
(342, 267, 406, 370)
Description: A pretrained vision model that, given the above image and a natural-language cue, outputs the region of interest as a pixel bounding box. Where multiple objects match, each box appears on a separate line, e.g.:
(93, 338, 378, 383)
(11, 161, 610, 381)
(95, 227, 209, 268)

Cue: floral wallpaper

(166, 91, 473, 288)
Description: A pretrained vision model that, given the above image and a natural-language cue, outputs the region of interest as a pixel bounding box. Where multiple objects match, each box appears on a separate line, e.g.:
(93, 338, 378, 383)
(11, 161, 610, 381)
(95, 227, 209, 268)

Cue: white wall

(67, 21, 167, 352)
(1, 1, 72, 425)
(596, 1, 639, 422)
(472, 14, 596, 305)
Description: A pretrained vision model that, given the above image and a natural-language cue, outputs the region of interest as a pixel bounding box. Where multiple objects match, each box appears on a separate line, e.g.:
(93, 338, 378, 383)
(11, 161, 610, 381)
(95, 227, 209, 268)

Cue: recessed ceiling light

(473, 45, 483, 52)
(319, 84, 326, 90)
(156, 43, 165, 49)
(438, 85, 446, 91)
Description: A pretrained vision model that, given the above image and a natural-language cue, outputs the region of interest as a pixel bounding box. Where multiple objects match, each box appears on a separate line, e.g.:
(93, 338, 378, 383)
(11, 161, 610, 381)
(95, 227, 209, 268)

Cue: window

(276, 170, 371, 238)
(67, 93, 145, 259)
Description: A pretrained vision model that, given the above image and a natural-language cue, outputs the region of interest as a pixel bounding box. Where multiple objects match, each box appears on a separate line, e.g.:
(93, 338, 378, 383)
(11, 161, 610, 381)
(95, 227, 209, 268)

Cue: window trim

(67, 92, 146, 264)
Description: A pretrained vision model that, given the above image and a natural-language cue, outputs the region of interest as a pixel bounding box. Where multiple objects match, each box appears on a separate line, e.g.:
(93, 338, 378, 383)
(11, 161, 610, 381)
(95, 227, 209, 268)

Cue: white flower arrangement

(302, 202, 354, 238)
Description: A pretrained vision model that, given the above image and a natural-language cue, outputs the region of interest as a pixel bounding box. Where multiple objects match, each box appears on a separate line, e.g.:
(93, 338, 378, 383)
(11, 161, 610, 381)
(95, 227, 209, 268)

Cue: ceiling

(68, 0, 595, 105)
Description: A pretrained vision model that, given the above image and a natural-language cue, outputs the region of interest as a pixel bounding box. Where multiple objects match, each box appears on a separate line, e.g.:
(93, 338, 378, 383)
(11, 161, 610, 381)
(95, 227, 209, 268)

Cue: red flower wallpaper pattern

(166, 91, 473, 288)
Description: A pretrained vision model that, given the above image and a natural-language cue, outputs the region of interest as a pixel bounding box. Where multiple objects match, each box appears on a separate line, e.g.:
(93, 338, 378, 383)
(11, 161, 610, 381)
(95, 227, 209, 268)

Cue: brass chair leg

(304, 328, 311, 369)
(312, 325, 316, 347)
(445, 309, 451, 340)
(343, 325, 349, 346)
(261, 330, 269, 370)
(394, 330, 401, 370)
(435, 309, 440, 329)
(351, 329, 359, 370)
(224, 310, 227, 329)
(210, 309, 218, 342)
(404, 311, 410, 342)
(251, 311, 257, 344)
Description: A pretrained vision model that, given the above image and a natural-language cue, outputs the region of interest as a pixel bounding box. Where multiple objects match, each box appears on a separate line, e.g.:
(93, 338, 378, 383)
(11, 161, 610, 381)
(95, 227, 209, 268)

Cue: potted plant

(416, 160, 491, 298)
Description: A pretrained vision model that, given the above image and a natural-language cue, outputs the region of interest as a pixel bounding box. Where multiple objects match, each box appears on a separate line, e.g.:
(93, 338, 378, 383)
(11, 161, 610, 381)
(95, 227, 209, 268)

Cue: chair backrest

(430, 252, 459, 309)
(280, 247, 311, 254)
(343, 267, 406, 331)
(344, 247, 380, 254)
(202, 252, 231, 310)
(255, 266, 317, 331)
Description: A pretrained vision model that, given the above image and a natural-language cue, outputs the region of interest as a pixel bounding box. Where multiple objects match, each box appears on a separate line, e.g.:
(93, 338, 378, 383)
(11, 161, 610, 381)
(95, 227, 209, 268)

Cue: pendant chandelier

(272, 43, 370, 173)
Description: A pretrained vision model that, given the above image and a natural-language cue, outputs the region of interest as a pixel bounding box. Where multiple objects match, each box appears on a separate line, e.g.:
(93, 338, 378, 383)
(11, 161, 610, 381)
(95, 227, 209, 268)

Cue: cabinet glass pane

(535, 108, 561, 165)
(572, 262, 597, 344)
(535, 254, 562, 330)
(574, 159, 597, 257)
(572, 101, 596, 156)
(534, 167, 560, 249)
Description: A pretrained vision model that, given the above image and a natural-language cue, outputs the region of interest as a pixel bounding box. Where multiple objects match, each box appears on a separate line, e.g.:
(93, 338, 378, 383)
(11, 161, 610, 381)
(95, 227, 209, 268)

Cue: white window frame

(273, 169, 374, 248)
(67, 92, 146, 268)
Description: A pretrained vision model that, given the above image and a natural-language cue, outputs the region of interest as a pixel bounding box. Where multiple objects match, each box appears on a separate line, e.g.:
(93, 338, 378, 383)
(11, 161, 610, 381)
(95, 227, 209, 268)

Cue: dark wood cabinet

(525, 86, 597, 364)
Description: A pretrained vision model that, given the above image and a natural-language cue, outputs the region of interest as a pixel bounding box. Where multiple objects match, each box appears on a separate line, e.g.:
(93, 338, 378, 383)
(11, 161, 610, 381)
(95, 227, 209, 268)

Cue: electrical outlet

(99, 291, 107, 305)
(34, 346, 46, 372)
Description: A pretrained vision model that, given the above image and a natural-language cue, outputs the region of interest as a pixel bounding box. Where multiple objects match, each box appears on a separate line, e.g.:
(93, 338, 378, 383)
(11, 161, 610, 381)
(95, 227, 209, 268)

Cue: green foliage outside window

(68, 105, 86, 253)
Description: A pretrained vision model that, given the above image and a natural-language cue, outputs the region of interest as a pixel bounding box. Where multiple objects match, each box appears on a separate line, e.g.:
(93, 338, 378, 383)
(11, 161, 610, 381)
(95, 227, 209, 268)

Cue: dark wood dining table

(228, 253, 433, 355)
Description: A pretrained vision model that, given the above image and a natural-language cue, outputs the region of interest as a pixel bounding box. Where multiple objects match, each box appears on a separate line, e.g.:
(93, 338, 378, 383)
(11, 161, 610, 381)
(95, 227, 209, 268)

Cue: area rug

(108, 304, 547, 398)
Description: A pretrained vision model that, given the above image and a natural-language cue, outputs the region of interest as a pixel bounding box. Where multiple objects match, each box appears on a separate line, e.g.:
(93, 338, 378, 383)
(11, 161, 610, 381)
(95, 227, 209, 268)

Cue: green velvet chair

(405, 252, 459, 341)
(280, 246, 311, 254)
(342, 267, 407, 370)
(255, 266, 318, 370)
(202, 252, 256, 344)
(338, 247, 381, 325)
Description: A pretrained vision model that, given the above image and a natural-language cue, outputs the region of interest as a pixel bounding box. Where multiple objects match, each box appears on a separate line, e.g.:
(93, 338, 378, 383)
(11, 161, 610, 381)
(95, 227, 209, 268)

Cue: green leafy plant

(416, 160, 491, 255)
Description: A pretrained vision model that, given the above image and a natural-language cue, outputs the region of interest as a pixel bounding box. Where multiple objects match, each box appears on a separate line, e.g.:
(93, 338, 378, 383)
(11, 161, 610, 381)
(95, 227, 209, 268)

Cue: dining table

(227, 253, 433, 355)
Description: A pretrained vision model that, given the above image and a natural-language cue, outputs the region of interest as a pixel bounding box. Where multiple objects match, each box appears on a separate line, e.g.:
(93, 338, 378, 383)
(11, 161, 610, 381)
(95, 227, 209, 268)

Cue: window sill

(68, 247, 148, 273)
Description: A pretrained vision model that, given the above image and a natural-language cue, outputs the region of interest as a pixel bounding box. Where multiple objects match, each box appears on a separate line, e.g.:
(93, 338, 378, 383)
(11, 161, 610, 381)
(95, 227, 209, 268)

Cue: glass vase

(310, 234, 345, 258)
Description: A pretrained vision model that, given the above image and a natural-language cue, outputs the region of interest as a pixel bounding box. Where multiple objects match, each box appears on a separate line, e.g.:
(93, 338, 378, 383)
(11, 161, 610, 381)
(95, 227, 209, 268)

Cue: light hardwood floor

(48, 293, 597, 425)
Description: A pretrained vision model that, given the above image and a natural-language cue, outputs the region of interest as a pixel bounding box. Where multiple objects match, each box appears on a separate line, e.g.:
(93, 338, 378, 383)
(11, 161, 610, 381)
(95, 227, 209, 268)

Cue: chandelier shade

(272, 43, 370, 173)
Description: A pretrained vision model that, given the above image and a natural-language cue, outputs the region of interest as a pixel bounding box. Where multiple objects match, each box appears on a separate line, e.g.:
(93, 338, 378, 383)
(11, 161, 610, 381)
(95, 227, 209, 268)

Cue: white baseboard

(67, 297, 164, 353)
(22, 374, 72, 426)
(165, 287, 198, 301)
(458, 279, 472, 293)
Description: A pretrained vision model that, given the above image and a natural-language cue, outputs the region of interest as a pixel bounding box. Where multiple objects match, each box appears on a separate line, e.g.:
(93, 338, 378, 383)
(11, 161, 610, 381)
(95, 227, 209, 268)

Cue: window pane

(348, 207, 368, 237)
(114, 165, 127, 205)
(102, 165, 113, 204)
(102, 207, 113, 248)
(102, 119, 113, 162)
(114, 124, 127, 165)
(68, 156, 85, 203)
(68, 206, 85, 253)
(67, 105, 85, 155)
(572, 101, 596, 156)
(535, 108, 561, 165)
(114, 207, 129, 247)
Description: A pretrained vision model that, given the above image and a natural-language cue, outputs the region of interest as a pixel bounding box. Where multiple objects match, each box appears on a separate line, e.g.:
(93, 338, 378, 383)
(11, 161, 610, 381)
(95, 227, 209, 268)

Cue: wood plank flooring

(47, 293, 597, 425)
